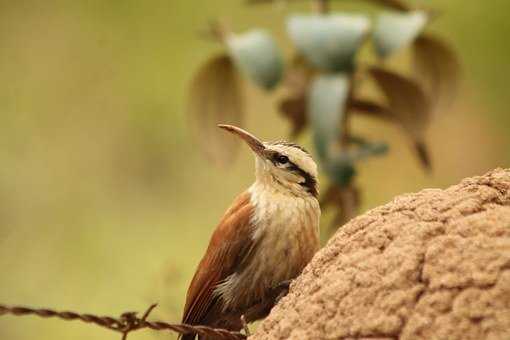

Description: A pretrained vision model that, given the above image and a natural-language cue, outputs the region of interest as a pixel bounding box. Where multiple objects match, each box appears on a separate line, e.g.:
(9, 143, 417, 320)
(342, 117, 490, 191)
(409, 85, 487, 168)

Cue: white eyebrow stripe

(269, 141, 310, 155)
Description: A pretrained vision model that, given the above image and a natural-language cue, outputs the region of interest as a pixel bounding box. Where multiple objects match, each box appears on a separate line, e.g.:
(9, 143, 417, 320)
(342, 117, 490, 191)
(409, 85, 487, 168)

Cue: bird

(180, 124, 320, 340)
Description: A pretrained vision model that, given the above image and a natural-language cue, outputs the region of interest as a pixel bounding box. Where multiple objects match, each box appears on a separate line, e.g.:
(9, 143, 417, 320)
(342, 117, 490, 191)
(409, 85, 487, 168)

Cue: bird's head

(218, 124, 318, 198)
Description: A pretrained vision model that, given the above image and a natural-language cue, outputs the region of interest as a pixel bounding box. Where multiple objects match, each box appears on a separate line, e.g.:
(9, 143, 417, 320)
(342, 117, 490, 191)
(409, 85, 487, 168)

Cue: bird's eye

(276, 155, 289, 164)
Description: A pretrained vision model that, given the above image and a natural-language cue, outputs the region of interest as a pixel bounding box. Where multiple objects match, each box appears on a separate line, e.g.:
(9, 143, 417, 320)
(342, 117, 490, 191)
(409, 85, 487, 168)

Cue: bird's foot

(271, 280, 292, 304)
(240, 314, 251, 336)
(275, 279, 291, 290)
(241, 280, 293, 324)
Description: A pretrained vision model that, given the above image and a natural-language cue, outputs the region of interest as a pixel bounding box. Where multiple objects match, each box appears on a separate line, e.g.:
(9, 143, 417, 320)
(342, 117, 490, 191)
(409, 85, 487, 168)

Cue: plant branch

(198, 20, 230, 43)
(312, 0, 329, 14)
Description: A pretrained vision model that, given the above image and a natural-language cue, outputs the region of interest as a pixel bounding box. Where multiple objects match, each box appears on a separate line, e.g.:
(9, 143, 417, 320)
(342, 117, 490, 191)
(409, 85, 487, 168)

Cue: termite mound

(251, 168, 510, 340)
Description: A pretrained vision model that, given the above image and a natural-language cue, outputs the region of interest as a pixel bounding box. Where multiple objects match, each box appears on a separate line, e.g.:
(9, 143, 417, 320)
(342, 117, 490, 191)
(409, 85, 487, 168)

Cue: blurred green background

(0, 1, 508, 339)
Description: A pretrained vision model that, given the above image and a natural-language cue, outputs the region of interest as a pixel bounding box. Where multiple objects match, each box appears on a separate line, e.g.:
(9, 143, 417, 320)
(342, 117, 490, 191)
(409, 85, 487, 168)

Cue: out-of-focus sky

(0, 1, 508, 339)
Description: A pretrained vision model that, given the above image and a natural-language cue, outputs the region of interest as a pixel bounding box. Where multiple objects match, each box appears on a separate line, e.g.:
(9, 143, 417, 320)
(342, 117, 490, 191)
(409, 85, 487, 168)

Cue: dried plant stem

(198, 20, 231, 43)
(312, 0, 329, 14)
(210, 20, 230, 43)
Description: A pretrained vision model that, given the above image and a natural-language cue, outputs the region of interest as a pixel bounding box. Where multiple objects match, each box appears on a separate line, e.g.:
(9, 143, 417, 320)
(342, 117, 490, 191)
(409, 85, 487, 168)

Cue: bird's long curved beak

(218, 124, 266, 156)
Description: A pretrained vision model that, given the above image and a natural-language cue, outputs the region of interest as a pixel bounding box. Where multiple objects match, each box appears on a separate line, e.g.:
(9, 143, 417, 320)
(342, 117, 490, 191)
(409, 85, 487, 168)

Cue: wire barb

(0, 303, 246, 340)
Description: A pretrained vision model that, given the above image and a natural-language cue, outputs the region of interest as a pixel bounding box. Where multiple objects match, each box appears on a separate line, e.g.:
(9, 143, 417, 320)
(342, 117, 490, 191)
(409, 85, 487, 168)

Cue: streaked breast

(218, 187, 320, 310)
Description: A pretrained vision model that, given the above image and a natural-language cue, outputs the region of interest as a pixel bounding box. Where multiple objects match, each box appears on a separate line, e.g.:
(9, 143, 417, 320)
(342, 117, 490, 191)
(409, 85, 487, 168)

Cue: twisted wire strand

(0, 304, 246, 340)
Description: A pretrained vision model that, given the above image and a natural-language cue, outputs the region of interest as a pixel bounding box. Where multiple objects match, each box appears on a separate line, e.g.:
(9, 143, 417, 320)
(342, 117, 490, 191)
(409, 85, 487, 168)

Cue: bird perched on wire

(181, 124, 320, 340)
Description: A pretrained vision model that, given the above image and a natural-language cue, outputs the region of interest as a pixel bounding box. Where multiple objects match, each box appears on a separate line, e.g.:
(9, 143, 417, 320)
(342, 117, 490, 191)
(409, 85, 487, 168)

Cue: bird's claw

(271, 280, 291, 304)
(276, 280, 291, 290)
(240, 314, 251, 336)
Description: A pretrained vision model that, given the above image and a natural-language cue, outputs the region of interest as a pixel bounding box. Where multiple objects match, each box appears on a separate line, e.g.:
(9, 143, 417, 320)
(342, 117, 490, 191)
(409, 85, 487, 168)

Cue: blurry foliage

(188, 0, 460, 233)
(188, 54, 245, 166)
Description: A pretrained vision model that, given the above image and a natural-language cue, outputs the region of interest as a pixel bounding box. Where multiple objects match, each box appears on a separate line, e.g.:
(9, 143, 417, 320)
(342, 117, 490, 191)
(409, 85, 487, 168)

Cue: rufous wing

(181, 191, 256, 331)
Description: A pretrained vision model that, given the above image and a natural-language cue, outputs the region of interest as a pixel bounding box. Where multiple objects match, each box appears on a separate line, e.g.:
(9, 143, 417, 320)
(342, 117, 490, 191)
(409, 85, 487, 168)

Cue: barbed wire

(0, 303, 246, 340)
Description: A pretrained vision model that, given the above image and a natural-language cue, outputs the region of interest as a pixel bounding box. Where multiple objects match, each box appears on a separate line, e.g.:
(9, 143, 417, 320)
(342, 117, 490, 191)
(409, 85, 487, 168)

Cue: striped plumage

(181, 125, 320, 340)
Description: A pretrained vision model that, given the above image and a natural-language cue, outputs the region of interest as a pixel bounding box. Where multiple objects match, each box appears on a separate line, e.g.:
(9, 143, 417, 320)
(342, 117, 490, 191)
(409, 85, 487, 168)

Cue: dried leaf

(350, 98, 431, 170)
(187, 54, 244, 166)
(278, 95, 307, 137)
(227, 30, 284, 90)
(321, 183, 361, 232)
(283, 54, 316, 94)
(349, 98, 393, 121)
(246, 0, 286, 3)
(362, 0, 411, 11)
(414, 140, 431, 171)
(368, 67, 432, 170)
(287, 14, 370, 72)
(248, 0, 411, 11)
(278, 55, 315, 137)
(320, 184, 343, 208)
(369, 67, 430, 137)
(413, 34, 461, 109)
(373, 11, 428, 58)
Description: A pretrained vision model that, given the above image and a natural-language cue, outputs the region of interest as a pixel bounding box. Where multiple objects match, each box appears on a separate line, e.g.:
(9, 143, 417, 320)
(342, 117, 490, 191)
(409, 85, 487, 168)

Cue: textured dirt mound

(251, 169, 510, 340)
